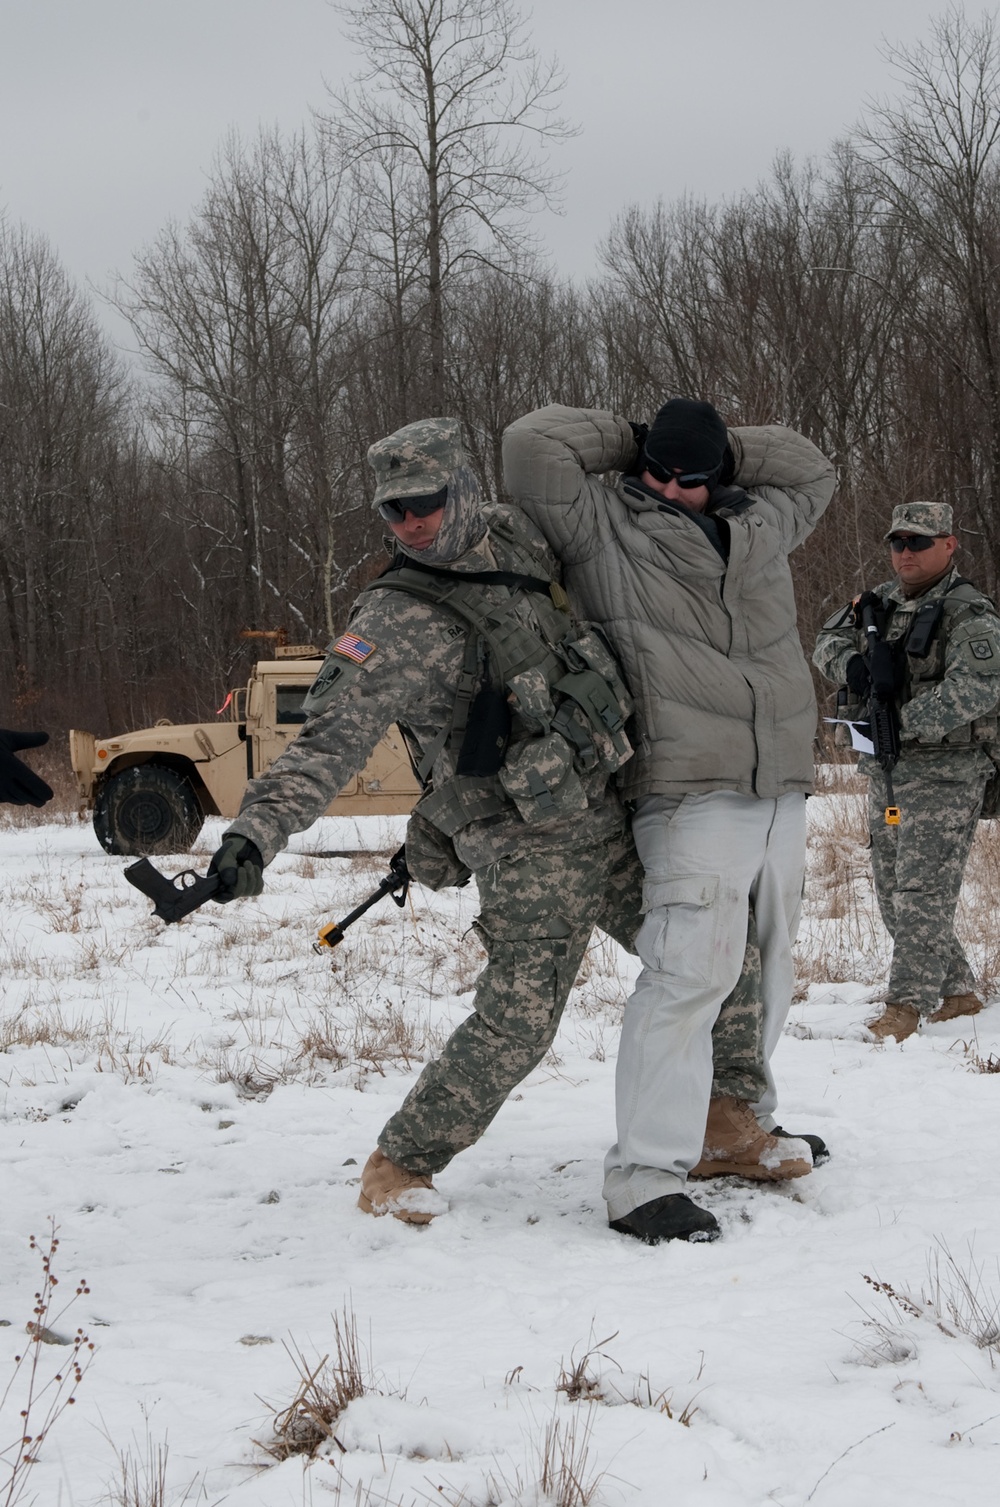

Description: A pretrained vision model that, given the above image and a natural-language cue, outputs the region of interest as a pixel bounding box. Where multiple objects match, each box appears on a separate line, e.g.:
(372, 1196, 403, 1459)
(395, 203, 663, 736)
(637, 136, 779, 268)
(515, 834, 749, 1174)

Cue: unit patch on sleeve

(970, 639, 995, 660)
(332, 633, 377, 664)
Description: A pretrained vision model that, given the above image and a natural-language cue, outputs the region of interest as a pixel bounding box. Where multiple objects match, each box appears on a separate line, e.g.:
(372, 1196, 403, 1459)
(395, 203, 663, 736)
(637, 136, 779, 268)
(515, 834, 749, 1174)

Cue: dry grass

(956, 818, 1000, 998)
(813, 761, 866, 796)
(257, 1309, 369, 1462)
(556, 1332, 702, 1424)
(0, 1000, 97, 1052)
(103, 1434, 201, 1507)
(796, 790, 890, 990)
(350, 1001, 438, 1075)
(214, 1050, 284, 1101)
(853, 1241, 1000, 1367)
(556, 1333, 620, 1404)
(965, 1047, 1000, 1074)
(536, 1411, 603, 1507)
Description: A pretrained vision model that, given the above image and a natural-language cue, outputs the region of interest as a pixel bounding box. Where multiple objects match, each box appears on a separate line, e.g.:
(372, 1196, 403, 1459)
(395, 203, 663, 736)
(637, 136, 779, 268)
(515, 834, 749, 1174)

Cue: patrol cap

(885, 501, 954, 539)
(368, 417, 463, 508)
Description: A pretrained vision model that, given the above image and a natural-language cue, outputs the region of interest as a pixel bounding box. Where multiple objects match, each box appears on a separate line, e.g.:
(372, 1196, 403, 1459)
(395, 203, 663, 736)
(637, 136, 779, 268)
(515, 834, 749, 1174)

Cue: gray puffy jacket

(501, 405, 836, 801)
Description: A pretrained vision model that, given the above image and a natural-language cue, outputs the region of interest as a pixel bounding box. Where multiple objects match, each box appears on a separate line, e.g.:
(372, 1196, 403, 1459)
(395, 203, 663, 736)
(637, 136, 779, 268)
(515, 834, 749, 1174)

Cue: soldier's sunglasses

(889, 534, 943, 554)
(642, 455, 715, 489)
(378, 487, 448, 523)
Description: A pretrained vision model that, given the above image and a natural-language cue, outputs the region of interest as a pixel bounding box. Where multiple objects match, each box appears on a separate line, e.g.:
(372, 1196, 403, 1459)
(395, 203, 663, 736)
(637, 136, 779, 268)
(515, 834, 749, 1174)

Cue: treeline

(2, 3, 999, 747)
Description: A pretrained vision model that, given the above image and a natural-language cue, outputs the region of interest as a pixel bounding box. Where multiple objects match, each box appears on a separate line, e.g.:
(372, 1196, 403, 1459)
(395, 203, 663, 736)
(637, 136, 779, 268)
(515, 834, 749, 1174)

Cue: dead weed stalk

(556, 1333, 620, 1403)
(537, 1410, 603, 1507)
(103, 1431, 222, 1507)
(855, 1241, 1000, 1365)
(257, 1308, 369, 1462)
(0, 1223, 94, 1506)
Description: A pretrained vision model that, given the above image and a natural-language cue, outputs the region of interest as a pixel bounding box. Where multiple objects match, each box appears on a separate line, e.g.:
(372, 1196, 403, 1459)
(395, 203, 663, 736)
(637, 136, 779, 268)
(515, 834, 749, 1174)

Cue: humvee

(69, 646, 419, 856)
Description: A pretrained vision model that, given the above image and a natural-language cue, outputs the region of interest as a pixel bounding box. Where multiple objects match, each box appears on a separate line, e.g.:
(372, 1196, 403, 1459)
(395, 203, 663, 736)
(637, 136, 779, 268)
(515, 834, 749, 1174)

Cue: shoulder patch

(444, 621, 465, 641)
(332, 633, 377, 664)
(970, 639, 995, 660)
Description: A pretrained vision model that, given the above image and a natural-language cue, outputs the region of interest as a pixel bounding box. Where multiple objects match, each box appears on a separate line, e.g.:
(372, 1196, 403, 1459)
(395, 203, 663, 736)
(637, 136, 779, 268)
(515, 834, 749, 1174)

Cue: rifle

(314, 847, 410, 952)
(124, 858, 221, 921)
(857, 597, 902, 825)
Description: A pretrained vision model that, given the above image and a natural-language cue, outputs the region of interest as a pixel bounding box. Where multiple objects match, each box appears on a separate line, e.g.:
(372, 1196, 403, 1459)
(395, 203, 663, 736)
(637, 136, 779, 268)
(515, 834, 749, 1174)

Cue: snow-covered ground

(2, 797, 999, 1507)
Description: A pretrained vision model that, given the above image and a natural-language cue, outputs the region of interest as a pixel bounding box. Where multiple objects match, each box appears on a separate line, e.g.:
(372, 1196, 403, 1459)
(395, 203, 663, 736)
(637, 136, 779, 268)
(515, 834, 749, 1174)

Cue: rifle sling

(385, 555, 555, 595)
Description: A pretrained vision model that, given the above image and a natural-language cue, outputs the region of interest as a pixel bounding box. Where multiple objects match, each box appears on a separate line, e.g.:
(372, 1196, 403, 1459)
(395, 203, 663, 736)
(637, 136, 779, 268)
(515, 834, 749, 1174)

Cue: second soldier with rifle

(814, 501, 1000, 1042)
(201, 417, 806, 1244)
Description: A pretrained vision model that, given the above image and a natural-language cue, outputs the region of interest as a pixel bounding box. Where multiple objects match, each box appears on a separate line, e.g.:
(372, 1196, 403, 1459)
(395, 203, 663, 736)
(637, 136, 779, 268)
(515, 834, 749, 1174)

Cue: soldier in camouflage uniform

(814, 501, 1000, 1042)
(208, 418, 781, 1244)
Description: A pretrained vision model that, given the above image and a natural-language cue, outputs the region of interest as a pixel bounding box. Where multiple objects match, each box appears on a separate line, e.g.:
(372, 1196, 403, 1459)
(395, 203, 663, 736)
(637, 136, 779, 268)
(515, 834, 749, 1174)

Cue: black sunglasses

(889, 534, 944, 554)
(642, 454, 715, 489)
(378, 486, 448, 523)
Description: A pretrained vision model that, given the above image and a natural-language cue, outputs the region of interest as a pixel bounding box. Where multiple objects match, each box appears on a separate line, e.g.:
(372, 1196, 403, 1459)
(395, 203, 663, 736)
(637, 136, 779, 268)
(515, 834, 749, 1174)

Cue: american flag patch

(332, 633, 376, 664)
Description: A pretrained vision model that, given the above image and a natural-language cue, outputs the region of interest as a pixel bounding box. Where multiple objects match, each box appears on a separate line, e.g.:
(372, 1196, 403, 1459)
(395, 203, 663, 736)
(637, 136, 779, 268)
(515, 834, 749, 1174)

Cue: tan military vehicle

(69, 646, 419, 856)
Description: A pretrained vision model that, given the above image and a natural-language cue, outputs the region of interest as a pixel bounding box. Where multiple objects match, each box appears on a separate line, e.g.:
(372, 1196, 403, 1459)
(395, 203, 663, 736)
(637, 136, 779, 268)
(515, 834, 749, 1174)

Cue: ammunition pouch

(499, 732, 589, 824)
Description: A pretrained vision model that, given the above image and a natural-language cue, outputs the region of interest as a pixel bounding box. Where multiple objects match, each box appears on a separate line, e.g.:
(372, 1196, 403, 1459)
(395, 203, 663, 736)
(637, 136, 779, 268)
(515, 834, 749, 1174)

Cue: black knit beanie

(644, 398, 728, 475)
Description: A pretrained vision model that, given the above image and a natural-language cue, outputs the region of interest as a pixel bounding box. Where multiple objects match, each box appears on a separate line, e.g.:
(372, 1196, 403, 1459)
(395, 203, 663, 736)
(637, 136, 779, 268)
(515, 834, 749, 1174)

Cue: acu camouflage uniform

(228, 418, 767, 1178)
(814, 512, 1000, 1017)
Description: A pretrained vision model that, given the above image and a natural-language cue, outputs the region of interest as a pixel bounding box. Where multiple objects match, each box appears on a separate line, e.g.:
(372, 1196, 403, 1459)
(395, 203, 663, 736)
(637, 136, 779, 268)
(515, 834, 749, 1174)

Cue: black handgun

(124, 858, 222, 922)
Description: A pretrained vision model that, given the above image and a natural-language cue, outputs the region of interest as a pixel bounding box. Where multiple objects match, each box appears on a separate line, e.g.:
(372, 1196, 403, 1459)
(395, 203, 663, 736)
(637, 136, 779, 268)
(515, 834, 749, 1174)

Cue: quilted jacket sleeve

(502, 406, 637, 564)
(729, 426, 836, 552)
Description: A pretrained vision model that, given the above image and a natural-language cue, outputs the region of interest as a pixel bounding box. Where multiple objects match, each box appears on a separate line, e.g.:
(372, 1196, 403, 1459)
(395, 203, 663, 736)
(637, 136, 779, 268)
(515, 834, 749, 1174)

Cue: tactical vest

(882, 580, 998, 743)
(362, 513, 634, 841)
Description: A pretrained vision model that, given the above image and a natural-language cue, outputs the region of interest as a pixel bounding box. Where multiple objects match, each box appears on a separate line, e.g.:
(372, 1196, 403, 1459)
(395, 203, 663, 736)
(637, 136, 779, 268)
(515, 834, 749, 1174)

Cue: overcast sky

(0, 0, 958, 356)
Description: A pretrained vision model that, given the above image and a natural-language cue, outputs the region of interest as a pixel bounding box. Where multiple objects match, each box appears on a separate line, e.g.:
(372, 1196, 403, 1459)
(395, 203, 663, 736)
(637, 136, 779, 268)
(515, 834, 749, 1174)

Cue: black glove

(0, 729, 54, 807)
(717, 441, 736, 487)
(844, 654, 872, 699)
(208, 834, 265, 902)
(851, 590, 881, 628)
(626, 421, 648, 477)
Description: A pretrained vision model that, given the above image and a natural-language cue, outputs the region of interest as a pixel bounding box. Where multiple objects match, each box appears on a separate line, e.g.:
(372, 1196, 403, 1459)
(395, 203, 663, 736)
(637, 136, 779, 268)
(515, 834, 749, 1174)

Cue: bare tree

(854, 6, 1000, 588)
(0, 221, 128, 698)
(114, 125, 369, 648)
(327, 0, 574, 413)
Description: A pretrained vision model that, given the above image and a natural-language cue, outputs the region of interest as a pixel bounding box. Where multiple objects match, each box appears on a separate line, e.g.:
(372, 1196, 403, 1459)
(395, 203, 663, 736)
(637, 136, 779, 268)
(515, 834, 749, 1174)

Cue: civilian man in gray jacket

(503, 401, 836, 1244)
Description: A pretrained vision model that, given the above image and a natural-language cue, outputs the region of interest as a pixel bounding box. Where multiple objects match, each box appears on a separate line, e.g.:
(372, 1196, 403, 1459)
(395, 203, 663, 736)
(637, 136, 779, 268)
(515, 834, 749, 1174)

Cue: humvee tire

(93, 764, 204, 856)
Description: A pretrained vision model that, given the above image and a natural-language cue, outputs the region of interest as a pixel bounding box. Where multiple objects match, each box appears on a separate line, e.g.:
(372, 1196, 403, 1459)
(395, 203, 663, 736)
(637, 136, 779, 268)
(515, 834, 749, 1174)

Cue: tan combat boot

(865, 1002, 920, 1042)
(929, 993, 984, 1023)
(689, 1096, 812, 1180)
(357, 1149, 444, 1225)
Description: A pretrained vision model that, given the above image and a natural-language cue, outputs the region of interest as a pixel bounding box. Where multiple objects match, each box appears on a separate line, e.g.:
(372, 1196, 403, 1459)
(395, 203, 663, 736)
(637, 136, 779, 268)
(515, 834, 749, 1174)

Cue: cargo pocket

(635, 873, 720, 985)
(472, 912, 575, 1057)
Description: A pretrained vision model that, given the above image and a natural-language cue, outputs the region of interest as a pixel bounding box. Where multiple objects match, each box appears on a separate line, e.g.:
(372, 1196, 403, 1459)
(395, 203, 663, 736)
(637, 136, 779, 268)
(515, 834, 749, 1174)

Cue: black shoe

(773, 1125, 829, 1165)
(609, 1193, 721, 1245)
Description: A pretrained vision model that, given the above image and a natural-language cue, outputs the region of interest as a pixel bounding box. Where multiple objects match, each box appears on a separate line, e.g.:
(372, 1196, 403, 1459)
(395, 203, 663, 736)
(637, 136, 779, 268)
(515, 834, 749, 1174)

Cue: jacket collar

(886, 563, 963, 607)
(619, 474, 753, 519)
